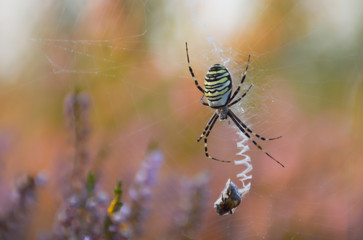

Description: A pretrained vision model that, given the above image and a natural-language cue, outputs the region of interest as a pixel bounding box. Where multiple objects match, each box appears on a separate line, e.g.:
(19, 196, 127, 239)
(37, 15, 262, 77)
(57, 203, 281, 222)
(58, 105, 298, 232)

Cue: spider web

(1, 0, 363, 239)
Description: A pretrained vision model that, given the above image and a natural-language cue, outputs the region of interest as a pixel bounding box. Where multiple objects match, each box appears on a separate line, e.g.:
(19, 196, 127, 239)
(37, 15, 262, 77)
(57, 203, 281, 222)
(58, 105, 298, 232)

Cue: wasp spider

(185, 42, 284, 167)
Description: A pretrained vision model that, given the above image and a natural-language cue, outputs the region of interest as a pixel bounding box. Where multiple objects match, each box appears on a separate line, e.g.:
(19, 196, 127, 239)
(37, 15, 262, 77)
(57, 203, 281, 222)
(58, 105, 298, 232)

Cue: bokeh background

(0, 0, 362, 239)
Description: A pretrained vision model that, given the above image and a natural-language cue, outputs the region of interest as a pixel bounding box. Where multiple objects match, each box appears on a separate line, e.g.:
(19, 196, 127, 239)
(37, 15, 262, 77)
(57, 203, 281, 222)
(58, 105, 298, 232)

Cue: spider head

(217, 106, 229, 120)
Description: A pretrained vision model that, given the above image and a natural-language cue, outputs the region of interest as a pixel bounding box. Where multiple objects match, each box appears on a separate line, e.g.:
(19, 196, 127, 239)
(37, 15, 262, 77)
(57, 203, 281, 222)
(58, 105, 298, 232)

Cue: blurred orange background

(0, 0, 362, 239)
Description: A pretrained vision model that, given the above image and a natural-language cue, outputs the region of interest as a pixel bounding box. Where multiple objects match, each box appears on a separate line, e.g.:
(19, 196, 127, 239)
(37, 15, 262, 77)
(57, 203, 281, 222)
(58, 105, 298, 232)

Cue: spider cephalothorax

(185, 42, 284, 167)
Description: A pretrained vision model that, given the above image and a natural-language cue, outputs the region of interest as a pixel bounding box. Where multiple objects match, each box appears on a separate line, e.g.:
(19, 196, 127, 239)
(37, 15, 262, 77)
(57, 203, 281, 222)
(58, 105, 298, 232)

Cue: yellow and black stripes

(185, 43, 284, 167)
(228, 110, 284, 167)
(204, 64, 232, 107)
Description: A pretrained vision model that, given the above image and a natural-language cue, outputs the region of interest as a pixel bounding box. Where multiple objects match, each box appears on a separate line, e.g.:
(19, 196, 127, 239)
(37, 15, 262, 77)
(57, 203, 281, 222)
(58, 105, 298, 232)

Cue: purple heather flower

(63, 90, 90, 132)
(63, 90, 91, 192)
(115, 149, 164, 238)
(0, 173, 44, 239)
(53, 190, 109, 239)
(170, 172, 210, 238)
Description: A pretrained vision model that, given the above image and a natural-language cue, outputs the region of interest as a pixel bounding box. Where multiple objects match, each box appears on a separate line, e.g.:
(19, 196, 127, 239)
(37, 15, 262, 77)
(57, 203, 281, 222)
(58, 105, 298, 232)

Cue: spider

(185, 42, 284, 167)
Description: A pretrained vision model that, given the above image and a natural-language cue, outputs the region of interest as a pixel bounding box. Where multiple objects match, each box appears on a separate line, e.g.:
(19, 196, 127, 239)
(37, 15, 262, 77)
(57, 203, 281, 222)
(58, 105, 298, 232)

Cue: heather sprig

(64, 87, 91, 192)
(103, 180, 126, 239)
(52, 172, 108, 240)
(170, 173, 210, 239)
(107, 180, 123, 217)
(114, 148, 164, 238)
(0, 174, 45, 240)
(1, 89, 219, 239)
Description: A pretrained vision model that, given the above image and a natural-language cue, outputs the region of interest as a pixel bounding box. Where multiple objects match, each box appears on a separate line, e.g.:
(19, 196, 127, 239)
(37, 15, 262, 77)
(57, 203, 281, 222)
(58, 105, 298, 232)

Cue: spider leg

(230, 109, 282, 141)
(229, 54, 251, 102)
(200, 93, 209, 106)
(185, 42, 204, 93)
(197, 113, 218, 142)
(202, 114, 231, 163)
(227, 110, 284, 167)
(228, 84, 253, 107)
